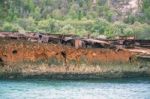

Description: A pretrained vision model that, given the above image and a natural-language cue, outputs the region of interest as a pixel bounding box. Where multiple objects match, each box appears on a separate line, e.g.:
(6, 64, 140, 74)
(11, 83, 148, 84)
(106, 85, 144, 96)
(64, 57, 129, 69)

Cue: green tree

(142, 0, 150, 23)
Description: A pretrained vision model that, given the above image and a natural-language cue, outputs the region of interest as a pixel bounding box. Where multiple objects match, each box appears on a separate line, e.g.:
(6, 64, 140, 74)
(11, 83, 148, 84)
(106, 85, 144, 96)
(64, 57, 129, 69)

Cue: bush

(124, 27, 134, 36)
(124, 15, 135, 24)
(144, 7, 150, 23)
(48, 19, 61, 33)
(90, 18, 109, 35)
(112, 22, 127, 36)
(0, 27, 2, 31)
(135, 25, 150, 39)
(16, 17, 36, 32)
(37, 19, 49, 32)
(61, 24, 75, 34)
(36, 18, 61, 33)
(142, 0, 150, 23)
(51, 9, 63, 20)
(76, 29, 88, 36)
(131, 22, 150, 39)
(2, 22, 18, 32)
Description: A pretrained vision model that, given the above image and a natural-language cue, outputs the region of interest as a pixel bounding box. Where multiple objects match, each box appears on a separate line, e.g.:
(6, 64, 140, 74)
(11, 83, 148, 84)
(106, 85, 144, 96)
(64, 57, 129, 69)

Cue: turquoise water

(0, 78, 150, 99)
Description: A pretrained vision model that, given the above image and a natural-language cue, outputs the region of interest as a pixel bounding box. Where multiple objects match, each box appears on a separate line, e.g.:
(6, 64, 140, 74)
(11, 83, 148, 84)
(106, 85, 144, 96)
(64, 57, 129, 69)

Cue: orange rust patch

(0, 40, 136, 64)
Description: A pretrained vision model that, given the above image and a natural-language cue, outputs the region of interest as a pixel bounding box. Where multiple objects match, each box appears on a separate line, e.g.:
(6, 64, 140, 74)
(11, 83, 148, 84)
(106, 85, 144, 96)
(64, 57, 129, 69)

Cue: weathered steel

(0, 32, 150, 49)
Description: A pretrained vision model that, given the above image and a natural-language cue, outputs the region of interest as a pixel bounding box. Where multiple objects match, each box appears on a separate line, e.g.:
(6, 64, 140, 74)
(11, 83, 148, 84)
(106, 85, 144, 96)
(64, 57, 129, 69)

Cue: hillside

(0, 0, 150, 39)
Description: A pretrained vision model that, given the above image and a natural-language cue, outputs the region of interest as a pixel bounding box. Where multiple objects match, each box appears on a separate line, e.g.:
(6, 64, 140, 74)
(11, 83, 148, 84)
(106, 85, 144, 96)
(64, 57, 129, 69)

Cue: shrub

(49, 19, 61, 33)
(124, 15, 135, 24)
(90, 18, 109, 35)
(112, 22, 127, 36)
(37, 18, 61, 33)
(16, 17, 36, 32)
(2, 22, 18, 32)
(135, 26, 150, 39)
(51, 9, 63, 20)
(61, 24, 75, 34)
(131, 22, 150, 39)
(124, 27, 134, 36)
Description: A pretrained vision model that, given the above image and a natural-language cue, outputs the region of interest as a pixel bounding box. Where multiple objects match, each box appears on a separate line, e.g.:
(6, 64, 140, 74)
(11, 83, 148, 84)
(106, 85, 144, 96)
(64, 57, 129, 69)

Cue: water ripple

(0, 78, 150, 99)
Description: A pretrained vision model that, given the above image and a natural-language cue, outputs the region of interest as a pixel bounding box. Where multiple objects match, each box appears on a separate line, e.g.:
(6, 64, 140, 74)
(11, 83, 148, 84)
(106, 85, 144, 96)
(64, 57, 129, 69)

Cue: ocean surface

(0, 78, 150, 99)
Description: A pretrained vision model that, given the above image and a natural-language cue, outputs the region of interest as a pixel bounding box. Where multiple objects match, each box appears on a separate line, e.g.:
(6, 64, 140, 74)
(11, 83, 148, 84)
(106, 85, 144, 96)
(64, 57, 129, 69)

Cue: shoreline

(0, 71, 150, 80)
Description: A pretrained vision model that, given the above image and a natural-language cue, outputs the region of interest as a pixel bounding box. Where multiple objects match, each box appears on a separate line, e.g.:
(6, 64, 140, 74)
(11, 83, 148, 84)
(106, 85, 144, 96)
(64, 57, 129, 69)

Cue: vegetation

(0, 58, 150, 79)
(0, 0, 150, 39)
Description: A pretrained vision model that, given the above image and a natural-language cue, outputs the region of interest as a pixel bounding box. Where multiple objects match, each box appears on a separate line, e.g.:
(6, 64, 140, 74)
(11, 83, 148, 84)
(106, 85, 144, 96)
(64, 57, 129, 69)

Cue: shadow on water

(1, 77, 150, 84)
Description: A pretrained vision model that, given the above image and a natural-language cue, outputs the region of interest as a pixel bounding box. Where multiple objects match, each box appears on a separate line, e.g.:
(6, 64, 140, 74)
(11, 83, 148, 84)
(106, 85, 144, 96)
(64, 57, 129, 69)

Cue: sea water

(0, 78, 150, 99)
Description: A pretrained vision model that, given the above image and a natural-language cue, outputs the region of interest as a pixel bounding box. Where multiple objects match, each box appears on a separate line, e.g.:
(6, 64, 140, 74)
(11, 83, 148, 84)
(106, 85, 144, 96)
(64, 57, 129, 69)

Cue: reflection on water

(0, 78, 150, 99)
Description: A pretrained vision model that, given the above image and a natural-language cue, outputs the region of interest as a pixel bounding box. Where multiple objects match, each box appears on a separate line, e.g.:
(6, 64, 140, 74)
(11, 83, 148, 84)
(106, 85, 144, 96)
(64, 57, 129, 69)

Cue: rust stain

(0, 39, 136, 65)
